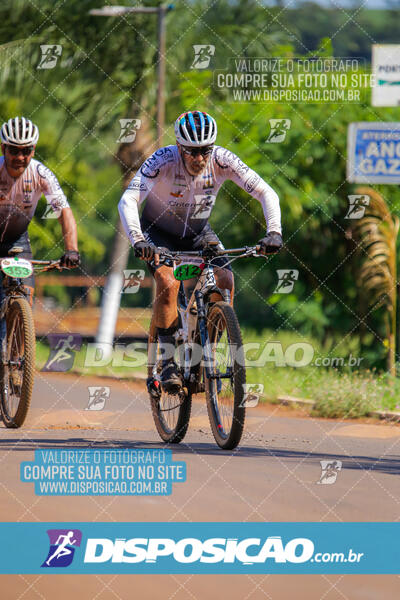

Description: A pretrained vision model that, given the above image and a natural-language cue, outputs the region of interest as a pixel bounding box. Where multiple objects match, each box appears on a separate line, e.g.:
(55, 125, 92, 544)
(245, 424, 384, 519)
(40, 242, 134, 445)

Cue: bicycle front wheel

(0, 297, 36, 428)
(147, 318, 192, 444)
(204, 301, 246, 449)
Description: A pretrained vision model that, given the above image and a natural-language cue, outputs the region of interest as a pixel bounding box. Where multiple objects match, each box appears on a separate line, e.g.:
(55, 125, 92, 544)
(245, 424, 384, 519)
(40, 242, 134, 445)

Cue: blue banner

(0, 522, 398, 574)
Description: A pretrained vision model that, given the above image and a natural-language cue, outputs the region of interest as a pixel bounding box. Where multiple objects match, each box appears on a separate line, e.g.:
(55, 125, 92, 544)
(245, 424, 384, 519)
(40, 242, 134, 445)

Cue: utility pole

(89, 4, 172, 356)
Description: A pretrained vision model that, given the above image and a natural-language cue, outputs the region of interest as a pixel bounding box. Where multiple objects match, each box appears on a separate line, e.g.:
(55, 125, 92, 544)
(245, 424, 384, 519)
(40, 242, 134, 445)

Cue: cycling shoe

(160, 360, 182, 394)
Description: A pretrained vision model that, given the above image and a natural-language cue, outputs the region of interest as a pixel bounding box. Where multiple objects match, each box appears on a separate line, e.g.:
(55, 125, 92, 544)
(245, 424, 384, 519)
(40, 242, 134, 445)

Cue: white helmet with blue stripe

(175, 110, 217, 147)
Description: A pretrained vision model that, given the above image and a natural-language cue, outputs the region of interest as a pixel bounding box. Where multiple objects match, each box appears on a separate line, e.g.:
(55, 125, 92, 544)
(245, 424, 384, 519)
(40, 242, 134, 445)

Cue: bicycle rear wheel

(204, 301, 246, 449)
(147, 319, 192, 443)
(0, 297, 36, 428)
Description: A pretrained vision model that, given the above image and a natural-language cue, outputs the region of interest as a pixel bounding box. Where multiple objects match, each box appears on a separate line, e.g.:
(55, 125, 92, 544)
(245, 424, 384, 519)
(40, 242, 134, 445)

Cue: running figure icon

(45, 531, 77, 566)
(42, 529, 82, 568)
(274, 269, 299, 294)
(42, 333, 82, 372)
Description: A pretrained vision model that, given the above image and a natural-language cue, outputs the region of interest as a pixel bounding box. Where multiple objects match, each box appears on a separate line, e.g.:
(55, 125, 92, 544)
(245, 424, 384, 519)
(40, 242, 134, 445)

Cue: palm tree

(352, 186, 399, 376)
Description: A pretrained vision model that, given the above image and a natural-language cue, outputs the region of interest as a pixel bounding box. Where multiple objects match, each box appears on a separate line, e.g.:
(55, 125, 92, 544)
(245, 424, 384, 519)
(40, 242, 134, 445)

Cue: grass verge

(36, 328, 400, 420)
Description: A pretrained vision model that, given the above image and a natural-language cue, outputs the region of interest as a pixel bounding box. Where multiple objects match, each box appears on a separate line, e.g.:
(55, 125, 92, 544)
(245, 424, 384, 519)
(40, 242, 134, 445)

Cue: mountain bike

(146, 243, 263, 450)
(0, 248, 62, 428)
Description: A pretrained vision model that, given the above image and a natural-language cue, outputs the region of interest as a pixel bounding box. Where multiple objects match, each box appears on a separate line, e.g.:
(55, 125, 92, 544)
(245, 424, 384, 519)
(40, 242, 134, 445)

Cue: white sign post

(372, 44, 400, 107)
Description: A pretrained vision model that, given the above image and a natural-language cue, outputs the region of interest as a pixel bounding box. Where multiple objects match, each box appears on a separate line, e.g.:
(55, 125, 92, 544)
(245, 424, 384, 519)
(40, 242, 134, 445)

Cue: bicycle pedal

(161, 379, 182, 395)
(147, 376, 161, 399)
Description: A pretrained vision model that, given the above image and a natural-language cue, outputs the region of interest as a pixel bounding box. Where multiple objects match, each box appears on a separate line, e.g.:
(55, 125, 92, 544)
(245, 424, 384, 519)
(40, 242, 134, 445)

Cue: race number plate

(173, 257, 205, 281)
(1, 257, 33, 278)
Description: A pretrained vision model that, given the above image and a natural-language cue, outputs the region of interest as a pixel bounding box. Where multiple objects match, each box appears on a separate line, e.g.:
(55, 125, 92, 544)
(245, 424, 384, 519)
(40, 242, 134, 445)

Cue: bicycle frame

(0, 275, 30, 369)
(0, 257, 61, 364)
(175, 261, 223, 382)
(172, 246, 260, 385)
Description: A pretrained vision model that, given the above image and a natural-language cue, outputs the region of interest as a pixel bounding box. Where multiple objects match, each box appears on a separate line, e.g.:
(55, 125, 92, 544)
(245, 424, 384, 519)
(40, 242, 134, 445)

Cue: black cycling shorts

(0, 231, 35, 290)
(140, 218, 232, 276)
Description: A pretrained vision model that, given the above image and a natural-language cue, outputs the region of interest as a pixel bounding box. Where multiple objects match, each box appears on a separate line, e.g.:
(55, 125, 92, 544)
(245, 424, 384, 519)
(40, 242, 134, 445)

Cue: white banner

(372, 44, 400, 107)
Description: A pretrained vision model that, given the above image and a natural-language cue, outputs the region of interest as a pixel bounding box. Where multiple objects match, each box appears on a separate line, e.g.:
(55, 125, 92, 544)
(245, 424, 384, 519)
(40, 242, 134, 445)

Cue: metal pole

(91, 5, 171, 354)
(95, 222, 130, 357)
(151, 4, 168, 303)
(156, 5, 167, 147)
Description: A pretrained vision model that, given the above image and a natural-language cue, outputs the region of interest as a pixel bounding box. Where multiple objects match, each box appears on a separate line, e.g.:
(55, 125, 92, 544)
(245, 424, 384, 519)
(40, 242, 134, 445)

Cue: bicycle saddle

(8, 246, 24, 256)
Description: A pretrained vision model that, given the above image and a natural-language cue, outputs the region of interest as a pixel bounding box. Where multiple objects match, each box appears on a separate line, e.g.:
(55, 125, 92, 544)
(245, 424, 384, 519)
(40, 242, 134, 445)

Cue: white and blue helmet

(1, 116, 39, 146)
(175, 110, 217, 147)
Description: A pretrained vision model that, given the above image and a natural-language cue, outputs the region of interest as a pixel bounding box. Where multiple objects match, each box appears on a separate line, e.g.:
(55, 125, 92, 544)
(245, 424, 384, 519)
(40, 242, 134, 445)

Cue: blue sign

(347, 122, 400, 183)
(0, 522, 399, 574)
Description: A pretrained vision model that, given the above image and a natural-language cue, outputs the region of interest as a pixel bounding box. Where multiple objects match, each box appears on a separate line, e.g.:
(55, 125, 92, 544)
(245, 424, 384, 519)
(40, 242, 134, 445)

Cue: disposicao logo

(83, 536, 314, 564)
(41, 529, 82, 568)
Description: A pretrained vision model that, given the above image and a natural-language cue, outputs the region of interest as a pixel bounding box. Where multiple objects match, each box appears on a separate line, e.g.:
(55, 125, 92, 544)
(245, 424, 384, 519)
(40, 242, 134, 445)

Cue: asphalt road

(0, 371, 399, 599)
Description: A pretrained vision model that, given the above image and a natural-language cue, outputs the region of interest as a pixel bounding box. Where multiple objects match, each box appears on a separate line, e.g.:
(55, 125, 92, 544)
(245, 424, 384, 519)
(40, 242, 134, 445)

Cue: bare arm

(58, 207, 78, 251)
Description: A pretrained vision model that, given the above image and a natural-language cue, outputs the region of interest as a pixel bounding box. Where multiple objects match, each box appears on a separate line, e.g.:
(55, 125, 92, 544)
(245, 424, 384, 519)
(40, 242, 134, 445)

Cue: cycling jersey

(0, 156, 69, 244)
(118, 145, 281, 245)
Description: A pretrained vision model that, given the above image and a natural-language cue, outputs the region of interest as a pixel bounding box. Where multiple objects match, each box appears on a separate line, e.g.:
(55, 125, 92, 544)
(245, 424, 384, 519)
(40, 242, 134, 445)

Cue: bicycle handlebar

(32, 259, 63, 272)
(133, 244, 282, 271)
(136, 244, 277, 263)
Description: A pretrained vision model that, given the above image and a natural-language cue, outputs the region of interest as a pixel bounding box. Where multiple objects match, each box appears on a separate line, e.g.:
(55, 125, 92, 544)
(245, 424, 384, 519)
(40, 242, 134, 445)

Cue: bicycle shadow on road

(0, 437, 399, 476)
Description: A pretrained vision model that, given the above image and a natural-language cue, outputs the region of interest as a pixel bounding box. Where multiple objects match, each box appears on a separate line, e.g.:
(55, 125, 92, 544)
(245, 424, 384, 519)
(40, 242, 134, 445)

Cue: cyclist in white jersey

(0, 116, 80, 303)
(119, 110, 282, 392)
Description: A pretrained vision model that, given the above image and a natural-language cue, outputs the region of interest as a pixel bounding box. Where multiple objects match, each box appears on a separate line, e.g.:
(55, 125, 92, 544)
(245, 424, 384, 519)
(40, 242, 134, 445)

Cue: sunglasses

(6, 145, 34, 156)
(181, 145, 214, 158)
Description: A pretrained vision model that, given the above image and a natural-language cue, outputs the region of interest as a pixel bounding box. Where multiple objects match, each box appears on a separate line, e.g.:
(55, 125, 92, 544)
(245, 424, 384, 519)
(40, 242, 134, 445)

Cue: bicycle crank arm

(207, 371, 232, 379)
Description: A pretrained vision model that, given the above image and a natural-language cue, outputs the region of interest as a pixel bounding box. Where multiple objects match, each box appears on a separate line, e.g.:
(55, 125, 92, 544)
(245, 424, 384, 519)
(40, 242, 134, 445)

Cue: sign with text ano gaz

(372, 44, 400, 107)
(347, 122, 400, 184)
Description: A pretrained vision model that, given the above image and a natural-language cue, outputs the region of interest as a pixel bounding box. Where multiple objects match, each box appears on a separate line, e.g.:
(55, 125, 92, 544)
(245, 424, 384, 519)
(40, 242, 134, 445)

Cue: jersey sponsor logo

(140, 155, 161, 179)
(154, 147, 174, 159)
(140, 147, 174, 178)
(168, 200, 194, 208)
(233, 157, 250, 176)
(128, 229, 139, 243)
(128, 179, 147, 192)
(37, 163, 62, 190)
(140, 164, 160, 178)
(214, 148, 250, 176)
(170, 191, 184, 198)
(23, 181, 33, 203)
(214, 147, 229, 169)
(245, 173, 260, 193)
(202, 171, 213, 189)
(173, 173, 187, 187)
(42, 195, 68, 219)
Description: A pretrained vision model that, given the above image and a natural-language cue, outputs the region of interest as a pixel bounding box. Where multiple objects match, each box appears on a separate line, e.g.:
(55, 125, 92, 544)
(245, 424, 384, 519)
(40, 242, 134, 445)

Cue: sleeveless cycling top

(118, 145, 281, 244)
(0, 157, 69, 243)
